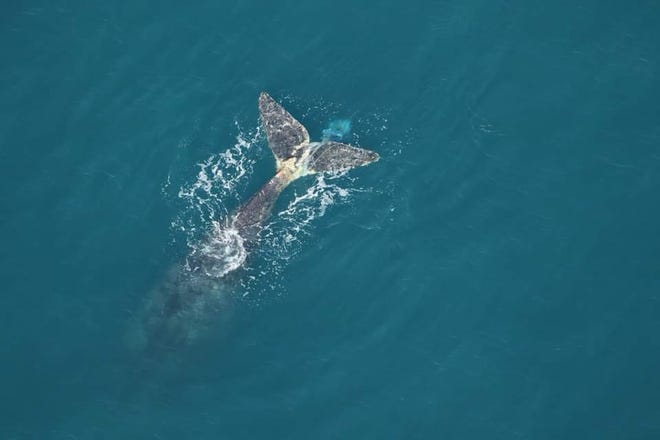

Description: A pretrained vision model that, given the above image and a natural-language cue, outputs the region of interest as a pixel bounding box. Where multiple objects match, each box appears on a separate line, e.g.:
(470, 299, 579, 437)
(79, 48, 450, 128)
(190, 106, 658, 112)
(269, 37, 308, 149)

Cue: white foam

(187, 221, 247, 278)
(173, 125, 261, 243)
(259, 172, 357, 263)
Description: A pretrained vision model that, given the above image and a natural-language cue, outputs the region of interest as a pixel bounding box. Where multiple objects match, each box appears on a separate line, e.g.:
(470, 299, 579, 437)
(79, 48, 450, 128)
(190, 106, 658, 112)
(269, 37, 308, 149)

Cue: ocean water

(1, 0, 660, 438)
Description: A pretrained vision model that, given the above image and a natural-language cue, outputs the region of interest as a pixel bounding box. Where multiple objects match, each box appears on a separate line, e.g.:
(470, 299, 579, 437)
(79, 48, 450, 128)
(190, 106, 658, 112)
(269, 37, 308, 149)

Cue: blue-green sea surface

(1, 1, 660, 439)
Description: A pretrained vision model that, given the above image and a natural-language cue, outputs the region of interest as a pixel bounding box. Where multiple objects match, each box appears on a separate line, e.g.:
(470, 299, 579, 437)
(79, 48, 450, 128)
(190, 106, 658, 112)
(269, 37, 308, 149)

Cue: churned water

(1, 1, 660, 439)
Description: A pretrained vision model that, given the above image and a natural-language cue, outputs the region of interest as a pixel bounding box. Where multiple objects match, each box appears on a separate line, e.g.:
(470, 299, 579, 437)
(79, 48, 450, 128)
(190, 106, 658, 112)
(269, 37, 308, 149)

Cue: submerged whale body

(132, 92, 379, 353)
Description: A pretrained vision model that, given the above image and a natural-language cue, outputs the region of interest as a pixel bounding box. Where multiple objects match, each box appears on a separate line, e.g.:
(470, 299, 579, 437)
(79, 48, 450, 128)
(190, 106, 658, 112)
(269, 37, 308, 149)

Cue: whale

(132, 92, 379, 353)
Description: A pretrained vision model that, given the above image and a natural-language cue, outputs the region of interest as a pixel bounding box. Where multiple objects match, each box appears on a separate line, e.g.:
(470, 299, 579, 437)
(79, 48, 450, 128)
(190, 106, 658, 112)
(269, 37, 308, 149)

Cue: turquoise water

(2, 1, 660, 438)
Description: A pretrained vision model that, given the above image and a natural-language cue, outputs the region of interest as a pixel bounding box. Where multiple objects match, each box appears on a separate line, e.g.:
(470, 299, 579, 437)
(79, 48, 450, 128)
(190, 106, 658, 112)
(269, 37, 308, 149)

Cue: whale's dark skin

(132, 93, 379, 353)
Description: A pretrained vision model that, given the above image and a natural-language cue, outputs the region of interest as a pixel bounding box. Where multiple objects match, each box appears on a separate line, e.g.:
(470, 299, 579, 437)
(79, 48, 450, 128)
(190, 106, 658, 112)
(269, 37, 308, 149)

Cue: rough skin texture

(259, 92, 309, 162)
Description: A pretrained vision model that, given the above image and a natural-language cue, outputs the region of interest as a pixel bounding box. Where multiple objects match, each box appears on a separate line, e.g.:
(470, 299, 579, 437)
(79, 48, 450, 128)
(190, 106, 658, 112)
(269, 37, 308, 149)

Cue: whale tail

(258, 92, 379, 175)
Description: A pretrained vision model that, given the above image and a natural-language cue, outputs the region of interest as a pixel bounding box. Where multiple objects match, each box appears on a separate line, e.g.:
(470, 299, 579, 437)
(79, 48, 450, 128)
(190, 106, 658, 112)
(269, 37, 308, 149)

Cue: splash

(173, 124, 261, 241)
(258, 172, 355, 263)
(186, 221, 247, 278)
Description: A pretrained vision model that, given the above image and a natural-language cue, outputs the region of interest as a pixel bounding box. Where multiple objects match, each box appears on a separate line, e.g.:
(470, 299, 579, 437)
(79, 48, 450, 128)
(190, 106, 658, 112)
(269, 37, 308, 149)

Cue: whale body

(133, 92, 379, 352)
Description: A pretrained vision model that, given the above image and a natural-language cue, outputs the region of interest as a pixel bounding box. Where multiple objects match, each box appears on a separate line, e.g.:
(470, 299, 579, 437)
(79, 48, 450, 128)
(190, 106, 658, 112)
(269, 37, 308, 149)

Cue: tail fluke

(259, 92, 379, 175)
(307, 141, 379, 173)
